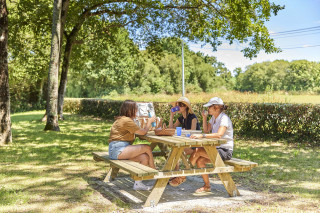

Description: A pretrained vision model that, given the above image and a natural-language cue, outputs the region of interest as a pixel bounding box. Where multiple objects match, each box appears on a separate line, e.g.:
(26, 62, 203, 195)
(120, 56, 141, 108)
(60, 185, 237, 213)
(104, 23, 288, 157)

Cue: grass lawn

(0, 111, 319, 212)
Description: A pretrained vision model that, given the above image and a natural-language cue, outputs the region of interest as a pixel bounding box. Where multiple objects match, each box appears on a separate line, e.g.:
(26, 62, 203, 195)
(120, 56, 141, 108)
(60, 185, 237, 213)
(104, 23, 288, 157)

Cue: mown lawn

(0, 111, 319, 212)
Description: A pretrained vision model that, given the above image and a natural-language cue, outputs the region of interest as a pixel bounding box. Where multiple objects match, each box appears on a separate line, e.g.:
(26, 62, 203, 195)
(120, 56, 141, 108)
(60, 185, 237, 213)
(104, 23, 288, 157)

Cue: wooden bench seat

(93, 152, 257, 182)
(93, 152, 159, 181)
(224, 158, 258, 172)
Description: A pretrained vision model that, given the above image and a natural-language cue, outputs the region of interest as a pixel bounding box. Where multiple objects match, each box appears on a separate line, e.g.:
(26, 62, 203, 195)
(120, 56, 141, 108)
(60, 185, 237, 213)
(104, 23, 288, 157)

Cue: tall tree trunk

(57, 0, 70, 120)
(57, 11, 87, 120)
(43, 0, 69, 122)
(0, 0, 12, 145)
(58, 37, 73, 120)
(44, 0, 62, 131)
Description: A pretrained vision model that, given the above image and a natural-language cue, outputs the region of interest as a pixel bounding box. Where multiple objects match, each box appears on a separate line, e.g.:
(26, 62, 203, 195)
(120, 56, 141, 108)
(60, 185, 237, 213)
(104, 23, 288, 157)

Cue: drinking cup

(176, 127, 182, 136)
(171, 106, 180, 112)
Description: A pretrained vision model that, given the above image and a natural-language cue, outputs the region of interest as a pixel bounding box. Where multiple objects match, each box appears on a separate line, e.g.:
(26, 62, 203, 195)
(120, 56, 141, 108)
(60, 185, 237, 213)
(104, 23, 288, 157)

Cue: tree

(57, 0, 284, 117)
(284, 60, 320, 92)
(10, 0, 284, 115)
(44, 0, 62, 131)
(0, 0, 12, 144)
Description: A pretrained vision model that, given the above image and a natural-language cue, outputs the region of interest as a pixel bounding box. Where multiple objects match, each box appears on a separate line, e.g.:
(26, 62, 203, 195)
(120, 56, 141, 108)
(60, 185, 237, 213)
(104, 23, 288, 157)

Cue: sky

(189, 0, 320, 72)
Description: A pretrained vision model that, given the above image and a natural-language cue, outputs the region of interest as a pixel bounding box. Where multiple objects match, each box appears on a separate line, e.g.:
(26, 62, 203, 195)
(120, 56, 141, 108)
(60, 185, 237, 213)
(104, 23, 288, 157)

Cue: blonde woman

(190, 97, 233, 193)
(108, 100, 156, 190)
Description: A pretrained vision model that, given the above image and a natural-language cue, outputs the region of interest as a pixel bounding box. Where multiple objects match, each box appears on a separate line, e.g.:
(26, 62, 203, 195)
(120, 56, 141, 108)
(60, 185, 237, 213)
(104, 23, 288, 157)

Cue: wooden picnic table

(93, 132, 258, 207)
(138, 132, 241, 207)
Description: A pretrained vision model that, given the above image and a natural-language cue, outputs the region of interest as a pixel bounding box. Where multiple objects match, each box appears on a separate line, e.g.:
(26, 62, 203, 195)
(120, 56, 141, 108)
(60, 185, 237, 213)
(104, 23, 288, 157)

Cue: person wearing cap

(189, 97, 233, 193)
(168, 96, 201, 186)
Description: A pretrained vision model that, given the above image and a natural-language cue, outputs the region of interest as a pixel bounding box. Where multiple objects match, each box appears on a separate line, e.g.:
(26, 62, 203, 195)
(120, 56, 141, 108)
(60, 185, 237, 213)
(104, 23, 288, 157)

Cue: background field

(102, 91, 320, 104)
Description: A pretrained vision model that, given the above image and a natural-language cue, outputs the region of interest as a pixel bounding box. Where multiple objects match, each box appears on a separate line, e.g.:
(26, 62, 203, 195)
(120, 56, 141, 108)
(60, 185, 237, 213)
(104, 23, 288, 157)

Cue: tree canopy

(7, 0, 286, 112)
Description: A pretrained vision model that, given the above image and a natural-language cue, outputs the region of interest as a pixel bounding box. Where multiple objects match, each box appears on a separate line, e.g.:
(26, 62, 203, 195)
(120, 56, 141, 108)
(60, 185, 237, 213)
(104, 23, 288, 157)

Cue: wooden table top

(138, 131, 226, 147)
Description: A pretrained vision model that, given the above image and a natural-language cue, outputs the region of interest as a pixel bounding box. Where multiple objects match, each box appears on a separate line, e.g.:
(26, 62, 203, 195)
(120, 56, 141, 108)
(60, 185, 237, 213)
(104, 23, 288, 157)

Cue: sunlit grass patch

(1, 111, 319, 212)
(101, 91, 320, 104)
(232, 140, 320, 199)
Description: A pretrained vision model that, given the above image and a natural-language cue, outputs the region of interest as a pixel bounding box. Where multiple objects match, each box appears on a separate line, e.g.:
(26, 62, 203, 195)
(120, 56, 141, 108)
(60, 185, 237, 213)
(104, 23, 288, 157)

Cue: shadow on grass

(1, 111, 319, 211)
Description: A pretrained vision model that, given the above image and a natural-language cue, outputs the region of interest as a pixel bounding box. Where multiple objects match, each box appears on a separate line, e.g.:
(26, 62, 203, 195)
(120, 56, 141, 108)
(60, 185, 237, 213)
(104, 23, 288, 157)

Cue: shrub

(64, 98, 319, 146)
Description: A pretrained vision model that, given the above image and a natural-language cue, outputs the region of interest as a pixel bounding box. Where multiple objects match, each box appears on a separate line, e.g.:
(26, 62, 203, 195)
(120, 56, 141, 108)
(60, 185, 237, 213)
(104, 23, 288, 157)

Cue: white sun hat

(203, 97, 224, 107)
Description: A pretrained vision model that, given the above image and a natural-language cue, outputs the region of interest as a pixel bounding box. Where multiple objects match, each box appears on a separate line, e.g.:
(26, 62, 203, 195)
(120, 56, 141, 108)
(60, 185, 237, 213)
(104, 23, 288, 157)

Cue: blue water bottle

(148, 111, 156, 127)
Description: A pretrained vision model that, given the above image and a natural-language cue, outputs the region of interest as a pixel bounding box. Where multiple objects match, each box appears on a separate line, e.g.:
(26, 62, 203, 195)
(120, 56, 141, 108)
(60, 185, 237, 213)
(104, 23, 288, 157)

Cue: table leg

(144, 147, 184, 207)
(204, 146, 240, 196)
(104, 166, 119, 182)
(181, 152, 192, 169)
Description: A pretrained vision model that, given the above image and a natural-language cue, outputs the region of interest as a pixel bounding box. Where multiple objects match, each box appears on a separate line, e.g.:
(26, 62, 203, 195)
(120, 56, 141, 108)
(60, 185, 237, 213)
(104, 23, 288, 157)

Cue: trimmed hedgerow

(64, 98, 319, 146)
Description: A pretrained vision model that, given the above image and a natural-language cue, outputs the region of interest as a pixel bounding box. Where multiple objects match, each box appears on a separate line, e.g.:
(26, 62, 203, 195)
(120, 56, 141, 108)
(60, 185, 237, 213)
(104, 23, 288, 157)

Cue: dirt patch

(90, 176, 266, 212)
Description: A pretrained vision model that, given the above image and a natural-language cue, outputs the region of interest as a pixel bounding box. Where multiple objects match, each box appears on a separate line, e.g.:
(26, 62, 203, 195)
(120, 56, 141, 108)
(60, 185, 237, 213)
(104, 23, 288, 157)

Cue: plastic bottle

(148, 111, 156, 127)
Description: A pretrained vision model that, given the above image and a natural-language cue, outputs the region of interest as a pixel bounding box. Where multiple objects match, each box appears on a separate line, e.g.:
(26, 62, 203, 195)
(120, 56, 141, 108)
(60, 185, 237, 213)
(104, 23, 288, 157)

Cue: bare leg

(130, 153, 149, 166)
(118, 144, 155, 168)
(189, 147, 209, 166)
(169, 147, 192, 186)
(184, 147, 194, 155)
(197, 157, 211, 188)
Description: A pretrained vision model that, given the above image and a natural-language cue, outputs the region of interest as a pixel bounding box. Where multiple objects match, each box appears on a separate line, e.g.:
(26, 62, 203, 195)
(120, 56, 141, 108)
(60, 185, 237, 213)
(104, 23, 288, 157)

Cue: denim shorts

(217, 147, 233, 161)
(109, 141, 130, 160)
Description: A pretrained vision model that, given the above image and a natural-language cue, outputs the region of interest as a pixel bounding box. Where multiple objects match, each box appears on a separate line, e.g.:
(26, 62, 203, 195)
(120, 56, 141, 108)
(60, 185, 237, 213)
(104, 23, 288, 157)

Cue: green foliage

(66, 36, 232, 97)
(64, 98, 320, 146)
(66, 28, 140, 97)
(8, 0, 51, 111)
(236, 60, 289, 92)
(284, 60, 320, 91)
(236, 60, 320, 93)
(8, 0, 283, 108)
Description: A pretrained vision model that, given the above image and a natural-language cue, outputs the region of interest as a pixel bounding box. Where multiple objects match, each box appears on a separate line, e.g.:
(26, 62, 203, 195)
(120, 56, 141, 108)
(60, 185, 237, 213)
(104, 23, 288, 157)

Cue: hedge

(64, 98, 320, 146)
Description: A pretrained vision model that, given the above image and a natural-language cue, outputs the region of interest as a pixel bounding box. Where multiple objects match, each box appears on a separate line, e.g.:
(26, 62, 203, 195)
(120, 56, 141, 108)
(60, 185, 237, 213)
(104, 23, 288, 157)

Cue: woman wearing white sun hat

(189, 97, 234, 193)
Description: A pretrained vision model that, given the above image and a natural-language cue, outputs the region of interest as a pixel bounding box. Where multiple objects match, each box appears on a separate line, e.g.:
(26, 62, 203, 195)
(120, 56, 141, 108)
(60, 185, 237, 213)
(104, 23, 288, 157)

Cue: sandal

(169, 176, 186, 187)
(195, 186, 211, 193)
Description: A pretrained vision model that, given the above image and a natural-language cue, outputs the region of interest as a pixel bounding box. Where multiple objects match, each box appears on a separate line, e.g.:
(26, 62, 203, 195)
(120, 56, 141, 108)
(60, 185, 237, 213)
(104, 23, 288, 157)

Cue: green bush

(64, 98, 319, 146)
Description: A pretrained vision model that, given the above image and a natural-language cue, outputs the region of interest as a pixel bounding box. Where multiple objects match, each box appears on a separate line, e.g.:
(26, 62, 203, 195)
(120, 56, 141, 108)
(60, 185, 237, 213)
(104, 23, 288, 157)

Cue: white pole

(182, 39, 185, 97)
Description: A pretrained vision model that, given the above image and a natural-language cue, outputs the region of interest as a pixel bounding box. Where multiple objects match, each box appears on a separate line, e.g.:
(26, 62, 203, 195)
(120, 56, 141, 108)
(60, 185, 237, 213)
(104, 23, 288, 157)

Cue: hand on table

(190, 134, 203, 139)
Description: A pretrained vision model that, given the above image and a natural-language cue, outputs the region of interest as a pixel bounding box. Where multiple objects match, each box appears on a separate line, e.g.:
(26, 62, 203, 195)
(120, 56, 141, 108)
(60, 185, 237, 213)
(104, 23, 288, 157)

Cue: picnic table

(93, 132, 258, 207)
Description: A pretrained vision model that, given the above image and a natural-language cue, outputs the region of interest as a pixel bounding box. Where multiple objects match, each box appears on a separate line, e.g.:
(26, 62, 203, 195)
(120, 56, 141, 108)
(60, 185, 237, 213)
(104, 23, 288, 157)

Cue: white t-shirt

(209, 112, 233, 151)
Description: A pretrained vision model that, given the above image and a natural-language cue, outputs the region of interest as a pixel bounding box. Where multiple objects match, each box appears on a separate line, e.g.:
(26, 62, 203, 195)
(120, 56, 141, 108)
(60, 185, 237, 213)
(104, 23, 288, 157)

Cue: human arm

(190, 126, 227, 139)
(135, 116, 156, 135)
(169, 110, 181, 129)
(191, 118, 197, 130)
(202, 111, 211, 133)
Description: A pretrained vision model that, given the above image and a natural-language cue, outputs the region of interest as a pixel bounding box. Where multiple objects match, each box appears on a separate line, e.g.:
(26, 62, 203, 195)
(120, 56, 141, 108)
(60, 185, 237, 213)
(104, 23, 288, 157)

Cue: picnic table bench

(93, 152, 258, 180)
(93, 133, 258, 207)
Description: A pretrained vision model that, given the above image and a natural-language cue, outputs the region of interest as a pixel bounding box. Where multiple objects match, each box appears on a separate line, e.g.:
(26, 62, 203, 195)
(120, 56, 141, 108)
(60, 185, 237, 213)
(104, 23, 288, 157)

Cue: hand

(170, 110, 176, 116)
(190, 134, 202, 139)
(202, 110, 208, 118)
(147, 116, 156, 125)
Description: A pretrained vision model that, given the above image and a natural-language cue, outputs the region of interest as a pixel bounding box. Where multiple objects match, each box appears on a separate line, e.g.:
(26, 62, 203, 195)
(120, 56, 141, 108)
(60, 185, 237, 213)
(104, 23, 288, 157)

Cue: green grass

(0, 111, 319, 212)
(232, 140, 320, 198)
(101, 91, 320, 104)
